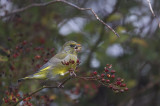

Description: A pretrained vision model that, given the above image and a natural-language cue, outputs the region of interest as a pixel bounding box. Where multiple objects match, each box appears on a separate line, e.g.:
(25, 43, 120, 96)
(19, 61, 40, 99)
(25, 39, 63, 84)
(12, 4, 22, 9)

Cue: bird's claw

(69, 68, 76, 77)
(57, 83, 64, 88)
(70, 71, 76, 77)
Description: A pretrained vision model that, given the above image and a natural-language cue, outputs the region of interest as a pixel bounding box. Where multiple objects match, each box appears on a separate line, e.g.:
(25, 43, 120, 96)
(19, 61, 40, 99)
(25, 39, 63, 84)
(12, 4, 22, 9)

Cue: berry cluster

(61, 59, 80, 66)
(39, 95, 55, 105)
(3, 39, 56, 105)
(3, 88, 32, 106)
(90, 64, 128, 93)
(9, 40, 55, 71)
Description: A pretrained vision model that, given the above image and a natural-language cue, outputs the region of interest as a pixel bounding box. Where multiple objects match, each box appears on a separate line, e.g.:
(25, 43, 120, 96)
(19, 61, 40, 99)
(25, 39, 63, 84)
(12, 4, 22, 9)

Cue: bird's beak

(75, 44, 82, 52)
(76, 44, 81, 47)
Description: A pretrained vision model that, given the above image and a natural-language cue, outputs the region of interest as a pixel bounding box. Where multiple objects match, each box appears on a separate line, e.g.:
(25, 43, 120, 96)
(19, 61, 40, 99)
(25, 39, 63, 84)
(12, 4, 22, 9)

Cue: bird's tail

(18, 74, 46, 82)
(18, 78, 25, 83)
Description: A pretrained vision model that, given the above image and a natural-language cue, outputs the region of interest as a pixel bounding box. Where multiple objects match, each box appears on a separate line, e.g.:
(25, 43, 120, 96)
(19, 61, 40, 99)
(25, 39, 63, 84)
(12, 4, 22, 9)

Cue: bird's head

(61, 41, 82, 54)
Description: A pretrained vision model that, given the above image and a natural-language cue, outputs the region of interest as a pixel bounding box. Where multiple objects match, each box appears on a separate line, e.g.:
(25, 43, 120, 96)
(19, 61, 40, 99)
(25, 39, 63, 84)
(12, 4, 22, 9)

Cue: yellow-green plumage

(18, 41, 81, 82)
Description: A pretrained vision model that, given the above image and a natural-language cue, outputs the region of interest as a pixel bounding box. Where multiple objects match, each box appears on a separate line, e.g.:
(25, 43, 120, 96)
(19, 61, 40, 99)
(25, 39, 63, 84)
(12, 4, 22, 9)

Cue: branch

(14, 76, 95, 106)
(0, 0, 119, 37)
(14, 77, 71, 106)
(76, 76, 96, 80)
(146, 0, 160, 28)
(85, 0, 121, 67)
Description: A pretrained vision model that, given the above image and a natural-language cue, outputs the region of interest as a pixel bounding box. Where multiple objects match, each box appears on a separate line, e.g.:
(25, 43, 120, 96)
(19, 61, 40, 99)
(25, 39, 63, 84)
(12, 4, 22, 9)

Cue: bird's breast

(51, 54, 78, 77)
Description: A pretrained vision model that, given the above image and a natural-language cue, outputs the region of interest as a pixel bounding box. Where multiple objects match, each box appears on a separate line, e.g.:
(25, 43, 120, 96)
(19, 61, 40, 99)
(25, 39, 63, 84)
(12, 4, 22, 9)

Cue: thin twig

(14, 77, 71, 106)
(85, 0, 121, 67)
(76, 76, 109, 87)
(146, 0, 160, 28)
(76, 76, 96, 80)
(0, 0, 119, 37)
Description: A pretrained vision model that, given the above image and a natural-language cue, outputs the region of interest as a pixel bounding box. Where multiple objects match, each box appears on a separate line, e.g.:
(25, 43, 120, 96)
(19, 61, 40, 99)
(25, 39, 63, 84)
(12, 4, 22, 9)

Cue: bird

(18, 41, 81, 82)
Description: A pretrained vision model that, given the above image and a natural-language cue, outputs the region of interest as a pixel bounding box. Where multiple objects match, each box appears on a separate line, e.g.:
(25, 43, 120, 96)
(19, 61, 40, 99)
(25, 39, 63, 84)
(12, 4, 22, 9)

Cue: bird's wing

(37, 52, 68, 72)
(38, 62, 52, 72)
(54, 52, 69, 59)
(49, 52, 69, 64)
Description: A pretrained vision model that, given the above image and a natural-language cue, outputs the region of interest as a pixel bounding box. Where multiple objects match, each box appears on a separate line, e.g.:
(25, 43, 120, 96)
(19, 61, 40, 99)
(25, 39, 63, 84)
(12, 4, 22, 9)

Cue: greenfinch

(18, 41, 81, 82)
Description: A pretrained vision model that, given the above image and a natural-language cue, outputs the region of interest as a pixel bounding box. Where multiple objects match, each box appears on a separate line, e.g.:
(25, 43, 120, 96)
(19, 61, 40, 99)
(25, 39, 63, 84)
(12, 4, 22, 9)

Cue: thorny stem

(0, 0, 120, 37)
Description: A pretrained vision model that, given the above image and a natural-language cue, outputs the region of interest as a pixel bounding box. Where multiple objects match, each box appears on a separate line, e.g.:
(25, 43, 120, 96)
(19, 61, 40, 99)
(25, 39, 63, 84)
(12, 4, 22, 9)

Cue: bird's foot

(57, 82, 64, 88)
(69, 68, 76, 77)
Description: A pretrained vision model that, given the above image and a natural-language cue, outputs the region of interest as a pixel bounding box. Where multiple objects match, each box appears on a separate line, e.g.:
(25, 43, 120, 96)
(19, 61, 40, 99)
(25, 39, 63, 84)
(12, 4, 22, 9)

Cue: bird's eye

(70, 44, 75, 47)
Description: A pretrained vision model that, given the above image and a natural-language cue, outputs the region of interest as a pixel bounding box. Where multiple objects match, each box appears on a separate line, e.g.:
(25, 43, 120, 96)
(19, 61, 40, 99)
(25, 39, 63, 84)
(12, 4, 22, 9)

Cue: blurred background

(0, 0, 160, 106)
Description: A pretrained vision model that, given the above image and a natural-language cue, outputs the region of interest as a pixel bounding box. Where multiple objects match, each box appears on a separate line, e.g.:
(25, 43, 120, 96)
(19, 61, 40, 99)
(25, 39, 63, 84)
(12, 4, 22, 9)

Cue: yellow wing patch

(39, 66, 51, 72)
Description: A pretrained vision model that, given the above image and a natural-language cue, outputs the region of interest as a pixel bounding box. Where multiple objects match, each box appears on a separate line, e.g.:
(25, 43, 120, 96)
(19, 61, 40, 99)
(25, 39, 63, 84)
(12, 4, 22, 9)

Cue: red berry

(50, 48, 54, 53)
(26, 48, 30, 52)
(65, 62, 69, 65)
(111, 75, 115, 78)
(93, 71, 97, 75)
(106, 64, 109, 66)
(5, 91, 9, 95)
(96, 75, 101, 79)
(17, 94, 20, 97)
(117, 77, 121, 81)
(109, 84, 112, 88)
(76, 59, 80, 64)
(120, 89, 124, 93)
(39, 38, 45, 44)
(108, 64, 112, 68)
(101, 74, 105, 77)
(112, 87, 118, 91)
(116, 81, 121, 85)
(16, 46, 19, 50)
(101, 78, 105, 82)
(120, 83, 126, 87)
(124, 88, 128, 91)
(43, 59, 48, 63)
(28, 97, 32, 100)
(106, 79, 110, 83)
(4, 99, 8, 103)
(28, 103, 32, 106)
(40, 47, 44, 51)
(26, 97, 31, 101)
(10, 65, 15, 71)
(35, 55, 41, 59)
(104, 67, 109, 72)
(34, 47, 39, 51)
(13, 53, 18, 58)
(26, 101, 29, 104)
(22, 41, 27, 45)
(12, 97, 16, 102)
(36, 64, 41, 68)
(23, 98, 26, 101)
(15, 88, 18, 93)
(107, 74, 110, 78)
(111, 70, 116, 73)
(70, 60, 75, 64)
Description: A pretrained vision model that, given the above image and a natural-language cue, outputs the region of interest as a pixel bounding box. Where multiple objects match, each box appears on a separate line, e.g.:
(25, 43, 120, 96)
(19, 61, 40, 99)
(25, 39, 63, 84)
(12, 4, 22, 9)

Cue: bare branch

(146, 0, 160, 28)
(76, 76, 96, 80)
(0, 0, 119, 37)
(14, 77, 71, 106)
